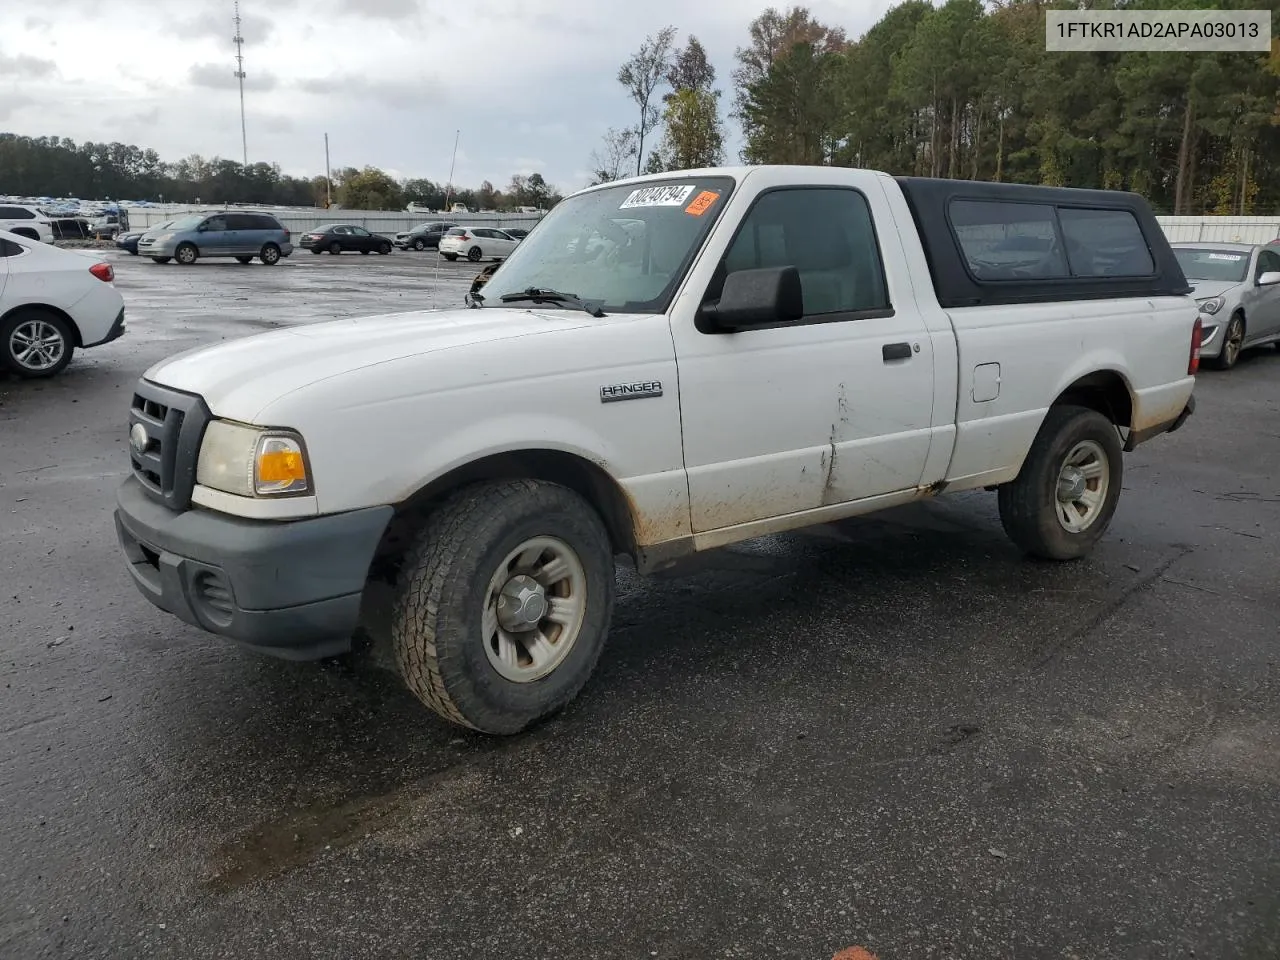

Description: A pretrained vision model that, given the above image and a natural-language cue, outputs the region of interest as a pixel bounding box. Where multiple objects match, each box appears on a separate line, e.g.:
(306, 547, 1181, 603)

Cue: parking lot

(2, 250, 1279, 959)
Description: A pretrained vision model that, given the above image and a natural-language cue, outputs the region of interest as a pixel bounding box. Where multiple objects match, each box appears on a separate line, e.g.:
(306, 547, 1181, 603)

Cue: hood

(1186, 279, 1241, 300)
(143, 307, 597, 421)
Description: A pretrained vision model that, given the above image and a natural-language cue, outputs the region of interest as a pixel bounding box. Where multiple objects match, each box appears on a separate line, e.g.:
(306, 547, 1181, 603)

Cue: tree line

(0, 133, 563, 212)
(597, 0, 1280, 215)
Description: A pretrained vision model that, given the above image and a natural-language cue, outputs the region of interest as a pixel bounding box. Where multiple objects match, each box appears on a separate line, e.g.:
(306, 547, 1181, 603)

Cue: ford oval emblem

(130, 423, 149, 454)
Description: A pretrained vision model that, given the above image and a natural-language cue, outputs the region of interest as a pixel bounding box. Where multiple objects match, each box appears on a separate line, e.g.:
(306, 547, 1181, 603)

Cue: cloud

(172, 8, 276, 42)
(257, 114, 297, 134)
(339, 0, 421, 20)
(296, 75, 436, 108)
(22, 17, 51, 31)
(511, 157, 547, 174)
(0, 91, 35, 121)
(0, 52, 56, 78)
(188, 62, 279, 92)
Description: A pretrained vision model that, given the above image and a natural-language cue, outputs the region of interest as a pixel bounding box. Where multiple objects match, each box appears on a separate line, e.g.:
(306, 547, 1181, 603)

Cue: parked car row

(110, 214, 532, 265)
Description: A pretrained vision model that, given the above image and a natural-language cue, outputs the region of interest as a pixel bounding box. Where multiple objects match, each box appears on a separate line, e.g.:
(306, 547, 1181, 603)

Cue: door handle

(882, 342, 913, 362)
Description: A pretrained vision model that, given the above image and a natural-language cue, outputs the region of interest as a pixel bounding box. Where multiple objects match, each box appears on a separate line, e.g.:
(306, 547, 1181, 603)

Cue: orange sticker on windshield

(685, 191, 720, 216)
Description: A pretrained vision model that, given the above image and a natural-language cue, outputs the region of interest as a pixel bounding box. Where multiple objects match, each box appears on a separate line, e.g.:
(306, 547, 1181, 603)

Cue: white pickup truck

(114, 166, 1199, 735)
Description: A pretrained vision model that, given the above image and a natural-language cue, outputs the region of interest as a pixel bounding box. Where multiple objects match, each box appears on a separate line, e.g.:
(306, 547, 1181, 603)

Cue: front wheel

(2, 309, 75, 378)
(260, 244, 281, 265)
(413, 238, 426, 251)
(235, 255, 253, 264)
(998, 405, 1123, 561)
(1210, 313, 1245, 370)
(378, 242, 391, 255)
(150, 256, 171, 264)
(175, 243, 198, 265)
(391, 480, 615, 735)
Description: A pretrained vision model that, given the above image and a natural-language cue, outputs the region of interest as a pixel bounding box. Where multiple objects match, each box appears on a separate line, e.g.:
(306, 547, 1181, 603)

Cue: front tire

(235, 255, 253, 264)
(175, 243, 198, 265)
(151, 256, 171, 263)
(413, 238, 427, 251)
(391, 480, 615, 735)
(260, 244, 281, 265)
(997, 405, 1123, 561)
(1210, 313, 1245, 370)
(378, 242, 391, 255)
(2, 309, 75, 378)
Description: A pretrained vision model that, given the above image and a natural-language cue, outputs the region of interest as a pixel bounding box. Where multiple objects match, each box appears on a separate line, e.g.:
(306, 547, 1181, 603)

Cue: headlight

(1198, 296, 1224, 315)
(196, 420, 311, 497)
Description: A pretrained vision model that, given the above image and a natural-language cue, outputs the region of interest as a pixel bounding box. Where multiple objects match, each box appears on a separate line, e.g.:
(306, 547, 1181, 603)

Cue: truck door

(670, 182, 937, 534)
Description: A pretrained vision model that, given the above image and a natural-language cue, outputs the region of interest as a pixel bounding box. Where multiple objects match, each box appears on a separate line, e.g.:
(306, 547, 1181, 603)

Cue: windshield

(478, 176, 735, 313)
(164, 215, 206, 232)
(1175, 248, 1249, 283)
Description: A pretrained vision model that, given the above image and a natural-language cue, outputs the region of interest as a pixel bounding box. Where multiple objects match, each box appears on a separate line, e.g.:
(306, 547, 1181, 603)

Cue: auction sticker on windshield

(1207, 253, 1245, 260)
(620, 184, 697, 209)
(685, 191, 721, 216)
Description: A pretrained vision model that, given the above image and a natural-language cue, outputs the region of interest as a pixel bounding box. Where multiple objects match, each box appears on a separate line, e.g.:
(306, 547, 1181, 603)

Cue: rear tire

(175, 243, 198, 266)
(998, 405, 1123, 561)
(329, 241, 342, 255)
(1209, 313, 1244, 370)
(260, 244, 281, 265)
(467, 246, 483, 262)
(360, 249, 370, 255)
(391, 480, 615, 735)
(235, 255, 253, 264)
(151, 256, 171, 264)
(1, 309, 75, 379)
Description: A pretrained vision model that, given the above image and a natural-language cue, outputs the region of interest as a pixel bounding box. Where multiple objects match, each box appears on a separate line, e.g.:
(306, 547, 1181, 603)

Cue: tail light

(1188, 317, 1202, 375)
(89, 262, 114, 283)
(282, 229, 291, 241)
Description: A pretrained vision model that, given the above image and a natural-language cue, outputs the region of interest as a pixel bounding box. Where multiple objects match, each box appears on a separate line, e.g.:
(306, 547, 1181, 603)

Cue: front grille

(128, 379, 212, 510)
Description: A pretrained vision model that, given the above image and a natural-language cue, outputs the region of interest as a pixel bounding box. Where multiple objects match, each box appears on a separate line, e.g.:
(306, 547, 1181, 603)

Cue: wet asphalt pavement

(1, 251, 1278, 960)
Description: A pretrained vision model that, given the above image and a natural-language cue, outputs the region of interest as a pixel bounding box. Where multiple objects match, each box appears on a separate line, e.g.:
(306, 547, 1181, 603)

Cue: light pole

(444, 129, 460, 211)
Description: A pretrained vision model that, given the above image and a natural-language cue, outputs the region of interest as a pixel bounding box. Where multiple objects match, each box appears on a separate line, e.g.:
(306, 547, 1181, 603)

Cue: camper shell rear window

(895, 177, 1189, 308)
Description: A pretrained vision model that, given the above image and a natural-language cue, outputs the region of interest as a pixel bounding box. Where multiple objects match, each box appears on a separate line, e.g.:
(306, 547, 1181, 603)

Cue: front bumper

(114, 476, 393, 660)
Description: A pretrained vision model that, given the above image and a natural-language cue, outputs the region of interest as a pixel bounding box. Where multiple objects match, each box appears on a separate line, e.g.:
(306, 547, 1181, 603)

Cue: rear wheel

(1210, 313, 1245, 370)
(998, 405, 1123, 561)
(235, 255, 253, 264)
(360, 248, 370, 255)
(2, 309, 75, 378)
(329, 241, 342, 255)
(260, 244, 281, 265)
(391, 480, 615, 735)
(467, 246, 483, 262)
(150, 256, 171, 264)
(175, 243, 198, 265)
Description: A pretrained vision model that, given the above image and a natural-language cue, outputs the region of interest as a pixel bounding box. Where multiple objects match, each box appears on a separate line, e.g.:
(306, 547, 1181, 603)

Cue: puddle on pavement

(205, 766, 486, 893)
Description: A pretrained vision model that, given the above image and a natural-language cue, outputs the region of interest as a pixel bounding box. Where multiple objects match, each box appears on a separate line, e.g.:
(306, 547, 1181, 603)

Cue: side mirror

(701, 266, 804, 331)
(1257, 271, 1280, 286)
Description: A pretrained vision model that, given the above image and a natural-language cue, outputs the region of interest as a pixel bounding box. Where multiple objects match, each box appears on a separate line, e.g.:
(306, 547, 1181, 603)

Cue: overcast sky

(1, 0, 905, 195)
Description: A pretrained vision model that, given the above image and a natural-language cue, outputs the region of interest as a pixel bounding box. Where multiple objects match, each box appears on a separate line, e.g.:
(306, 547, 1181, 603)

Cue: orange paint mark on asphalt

(832, 947, 880, 960)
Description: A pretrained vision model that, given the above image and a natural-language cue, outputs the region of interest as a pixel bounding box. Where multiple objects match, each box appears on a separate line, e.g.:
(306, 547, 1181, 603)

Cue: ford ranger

(113, 166, 1200, 735)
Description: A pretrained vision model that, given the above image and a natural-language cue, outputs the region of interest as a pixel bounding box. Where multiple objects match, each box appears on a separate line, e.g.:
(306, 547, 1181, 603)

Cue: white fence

(117, 205, 1280, 244)
(1155, 216, 1280, 243)
(122, 204, 544, 237)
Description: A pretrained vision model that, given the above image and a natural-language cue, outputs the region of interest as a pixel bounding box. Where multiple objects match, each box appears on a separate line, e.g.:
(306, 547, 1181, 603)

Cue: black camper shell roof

(893, 176, 1192, 308)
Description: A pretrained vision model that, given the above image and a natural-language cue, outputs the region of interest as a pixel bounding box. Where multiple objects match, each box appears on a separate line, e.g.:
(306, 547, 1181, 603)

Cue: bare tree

(617, 25, 678, 176)
(587, 127, 639, 184)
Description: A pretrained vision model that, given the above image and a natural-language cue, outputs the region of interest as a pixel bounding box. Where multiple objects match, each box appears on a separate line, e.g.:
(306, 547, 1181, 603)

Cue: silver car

(1172, 241, 1280, 370)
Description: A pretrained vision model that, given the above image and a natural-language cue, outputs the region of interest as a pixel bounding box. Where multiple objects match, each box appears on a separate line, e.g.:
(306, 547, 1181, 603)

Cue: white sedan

(438, 226, 521, 262)
(0, 230, 126, 378)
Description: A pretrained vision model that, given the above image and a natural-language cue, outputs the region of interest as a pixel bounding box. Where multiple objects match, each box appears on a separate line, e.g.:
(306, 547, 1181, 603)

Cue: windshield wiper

(498, 287, 607, 318)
